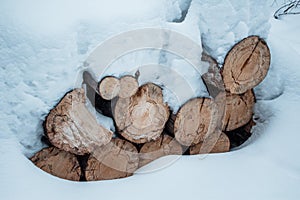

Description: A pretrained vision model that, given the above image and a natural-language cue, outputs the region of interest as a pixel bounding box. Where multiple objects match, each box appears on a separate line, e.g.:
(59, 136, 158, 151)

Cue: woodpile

(31, 36, 270, 182)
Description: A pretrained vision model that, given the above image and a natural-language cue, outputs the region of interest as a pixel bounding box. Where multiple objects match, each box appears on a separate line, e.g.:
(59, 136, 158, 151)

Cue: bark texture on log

(85, 138, 139, 181)
(119, 75, 139, 98)
(189, 133, 230, 155)
(222, 90, 255, 131)
(31, 147, 81, 181)
(174, 98, 214, 146)
(45, 88, 113, 155)
(98, 76, 120, 100)
(139, 134, 182, 167)
(222, 36, 271, 94)
(114, 83, 170, 144)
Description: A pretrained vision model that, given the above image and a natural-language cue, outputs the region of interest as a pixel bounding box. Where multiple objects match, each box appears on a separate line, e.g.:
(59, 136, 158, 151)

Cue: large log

(222, 36, 271, 94)
(222, 90, 255, 131)
(139, 134, 182, 167)
(85, 138, 139, 181)
(189, 133, 230, 155)
(114, 83, 170, 144)
(31, 147, 81, 181)
(45, 88, 113, 155)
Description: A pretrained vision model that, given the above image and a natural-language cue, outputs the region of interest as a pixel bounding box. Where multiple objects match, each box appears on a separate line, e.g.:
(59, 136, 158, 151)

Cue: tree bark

(114, 83, 170, 144)
(222, 36, 271, 94)
(85, 138, 139, 181)
(45, 88, 113, 155)
(98, 76, 120, 100)
(139, 134, 182, 167)
(31, 147, 81, 181)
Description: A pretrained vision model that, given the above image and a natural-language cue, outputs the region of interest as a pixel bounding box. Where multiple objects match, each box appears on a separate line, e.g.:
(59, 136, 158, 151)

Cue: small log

(222, 90, 255, 131)
(174, 98, 215, 146)
(139, 134, 183, 167)
(98, 76, 120, 100)
(222, 36, 271, 94)
(30, 147, 81, 181)
(114, 83, 170, 144)
(85, 138, 139, 181)
(189, 133, 230, 155)
(45, 88, 113, 155)
(118, 75, 139, 98)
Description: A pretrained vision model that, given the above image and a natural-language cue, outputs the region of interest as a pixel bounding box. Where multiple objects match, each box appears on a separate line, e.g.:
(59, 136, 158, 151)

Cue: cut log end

(139, 134, 182, 168)
(45, 88, 113, 155)
(85, 138, 139, 181)
(98, 76, 120, 100)
(119, 75, 139, 98)
(114, 83, 170, 144)
(222, 36, 271, 94)
(31, 147, 81, 181)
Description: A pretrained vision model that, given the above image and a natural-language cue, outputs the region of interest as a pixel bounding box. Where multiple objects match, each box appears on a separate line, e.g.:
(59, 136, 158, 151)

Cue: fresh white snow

(1, 0, 300, 199)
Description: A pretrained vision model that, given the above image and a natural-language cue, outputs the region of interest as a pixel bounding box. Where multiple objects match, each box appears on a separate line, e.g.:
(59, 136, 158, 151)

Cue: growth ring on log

(119, 75, 139, 98)
(98, 76, 120, 100)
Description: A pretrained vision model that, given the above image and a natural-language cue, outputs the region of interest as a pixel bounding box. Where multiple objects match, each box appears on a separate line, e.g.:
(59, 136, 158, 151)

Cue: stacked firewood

(31, 36, 270, 181)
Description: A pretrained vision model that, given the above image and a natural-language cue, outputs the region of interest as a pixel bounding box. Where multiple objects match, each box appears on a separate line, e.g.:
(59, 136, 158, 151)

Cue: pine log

(118, 75, 139, 98)
(85, 138, 139, 181)
(31, 147, 81, 181)
(98, 76, 120, 100)
(114, 83, 170, 144)
(222, 90, 255, 131)
(174, 98, 215, 146)
(139, 134, 182, 167)
(45, 88, 113, 155)
(222, 36, 271, 94)
(189, 133, 230, 155)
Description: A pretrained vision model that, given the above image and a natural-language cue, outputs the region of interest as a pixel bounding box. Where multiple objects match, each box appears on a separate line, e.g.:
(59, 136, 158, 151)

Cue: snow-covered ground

(1, 0, 300, 199)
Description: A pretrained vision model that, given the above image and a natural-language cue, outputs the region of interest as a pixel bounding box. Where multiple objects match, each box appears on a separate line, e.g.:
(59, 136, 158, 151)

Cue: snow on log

(45, 88, 113, 155)
(222, 36, 271, 94)
(118, 75, 139, 98)
(189, 133, 230, 155)
(222, 90, 255, 131)
(31, 147, 81, 181)
(174, 98, 216, 146)
(114, 83, 170, 144)
(139, 134, 182, 167)
(85, 138, 139, 181)
(98, 76, 120, 100)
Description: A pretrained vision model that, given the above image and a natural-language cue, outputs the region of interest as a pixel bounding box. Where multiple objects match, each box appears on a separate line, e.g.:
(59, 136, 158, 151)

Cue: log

(174, 98, 215, 146)
(85, 138, 139, 181)
(30, 147, 81, 181)
(222, 90, 255, 131)
(189, 133, 230, 155)
(45, 88, 113, 155)
(114, 83, 170, 144)
(139, 134, 183, 167)
(222, 36, 271, 94)
(98, 76, 120, 100)
(118, 75, 139, 98)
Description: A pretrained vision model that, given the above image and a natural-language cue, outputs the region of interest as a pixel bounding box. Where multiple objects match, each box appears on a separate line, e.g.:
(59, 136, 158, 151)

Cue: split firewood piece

(114, 83, 170, 144)
(174, 98, 215, 146)
(118, 75, 139, 98)
(222, 36, 271, 94)
(85, 138, 139, 181)
(45, 88, 113, 155)
(139, 134, 183, 167)
(30, 147, 81, 181)
(222, 90, 255, 131)
(98, 76, 120, 100)
(189, 133, 230, 155)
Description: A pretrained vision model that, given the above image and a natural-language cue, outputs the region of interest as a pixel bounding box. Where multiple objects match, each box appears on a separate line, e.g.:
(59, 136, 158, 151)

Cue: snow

(1, 0, 300, 199)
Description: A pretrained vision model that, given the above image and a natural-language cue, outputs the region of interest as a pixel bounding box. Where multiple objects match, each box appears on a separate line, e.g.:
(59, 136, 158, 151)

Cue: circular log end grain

(222, 90, 255, 132)
(85, 138, 139, 181)
(222, 36, 271, 94)
(45, 88, 113, 155)
(139, 135, 183, 168)
(98, 76, 120, 100)
(118, 75, 139, 98)
(189, 133, 230, 155)
(114, 83, 170, 144)
(174, 98, 213, 146)
(30, 147, 81, 181)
